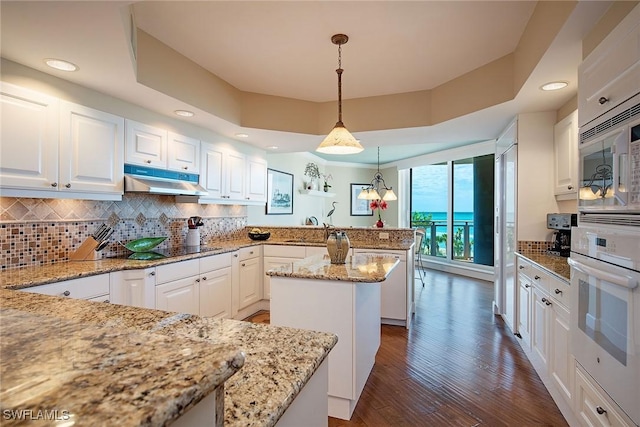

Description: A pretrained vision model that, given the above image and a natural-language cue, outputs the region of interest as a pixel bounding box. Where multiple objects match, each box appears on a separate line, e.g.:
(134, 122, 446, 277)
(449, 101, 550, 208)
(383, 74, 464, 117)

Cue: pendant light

(316, 34, 364, 155)
(358, 147, 397, 201)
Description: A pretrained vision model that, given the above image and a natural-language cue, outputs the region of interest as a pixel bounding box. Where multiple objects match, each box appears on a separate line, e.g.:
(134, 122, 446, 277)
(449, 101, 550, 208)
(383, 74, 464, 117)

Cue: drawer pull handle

(104, 299, 110, 303)
(62, 290, 71, 297)
(65, 183, 71, 188)
(525, 284, 531, 288)
(519, 265, 525, 270)
(568, 185, 573, 190)
(149, 271, 156, 276)
(195, 278, 200, 283)
(554, 288, 562, 295)
(145, 160, 152, 164)
(242, 263, 246, 267)
(541, 297, 552, 306)
(534, 275, 541, 280)
(234, 254, 239, 257)
(51, 182, 58, 187)
(202, 276, 207, 281)
(596, 406, 607, 415)
(598, 97, 609, 105)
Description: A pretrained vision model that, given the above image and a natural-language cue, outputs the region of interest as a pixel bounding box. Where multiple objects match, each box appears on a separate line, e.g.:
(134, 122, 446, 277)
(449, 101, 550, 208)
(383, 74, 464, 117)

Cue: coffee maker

(547, 213, 577, 257)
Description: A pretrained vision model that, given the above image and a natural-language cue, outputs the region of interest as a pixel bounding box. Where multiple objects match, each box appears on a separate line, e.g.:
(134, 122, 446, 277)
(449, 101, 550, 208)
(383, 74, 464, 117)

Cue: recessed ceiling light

(44, 58, 78, 72)
(540, 81, 568, 91)
(266, 145, 279, 150)
(235, 133, 249, 138)
(174, 110, 194, 117)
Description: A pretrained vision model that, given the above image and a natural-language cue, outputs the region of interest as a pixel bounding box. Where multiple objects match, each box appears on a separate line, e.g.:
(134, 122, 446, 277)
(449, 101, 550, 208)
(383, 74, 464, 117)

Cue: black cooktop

(110, 246, 222, 260)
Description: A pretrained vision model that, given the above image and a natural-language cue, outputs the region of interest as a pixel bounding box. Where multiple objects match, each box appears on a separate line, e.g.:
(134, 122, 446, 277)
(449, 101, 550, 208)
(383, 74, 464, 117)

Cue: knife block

(69, 236, 99, 261)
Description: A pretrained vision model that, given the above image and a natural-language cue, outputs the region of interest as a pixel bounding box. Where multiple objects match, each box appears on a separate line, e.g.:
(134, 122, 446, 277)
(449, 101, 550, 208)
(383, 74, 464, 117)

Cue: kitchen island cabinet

(267, 253, 399, 420)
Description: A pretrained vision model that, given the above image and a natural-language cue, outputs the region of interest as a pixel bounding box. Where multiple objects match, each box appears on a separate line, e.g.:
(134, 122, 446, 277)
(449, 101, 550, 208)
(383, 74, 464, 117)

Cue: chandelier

(358, 147, 397, 201)
(316, 34, 364, 155)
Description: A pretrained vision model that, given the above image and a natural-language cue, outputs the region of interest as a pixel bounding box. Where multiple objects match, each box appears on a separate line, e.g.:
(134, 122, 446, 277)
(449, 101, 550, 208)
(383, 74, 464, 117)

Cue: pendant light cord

(336, 43, 344, 125)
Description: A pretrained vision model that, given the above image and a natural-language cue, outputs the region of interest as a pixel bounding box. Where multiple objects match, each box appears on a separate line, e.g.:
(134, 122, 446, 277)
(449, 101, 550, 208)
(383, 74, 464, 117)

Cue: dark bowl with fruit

(248, 229, 271, 241)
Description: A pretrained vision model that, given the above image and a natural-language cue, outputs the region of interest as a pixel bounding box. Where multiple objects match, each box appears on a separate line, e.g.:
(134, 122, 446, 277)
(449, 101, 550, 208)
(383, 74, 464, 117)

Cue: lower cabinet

(110, 268, 156, 308)
(549, 300, 573, 405)
(200, 267, 232, 319)
(156, 275, 200, 315)
(517, 274, 532, 348)
(575, 365, 633, 427)
(239, 257, 262, 310)
(22, 273, 110, 301)
(531, 285, 550, 369)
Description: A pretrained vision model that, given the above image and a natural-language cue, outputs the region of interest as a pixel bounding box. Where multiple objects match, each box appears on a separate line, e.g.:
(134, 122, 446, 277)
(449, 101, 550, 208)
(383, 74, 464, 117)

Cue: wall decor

(267, 169, 294, 215)
(350, 183, 373, 216)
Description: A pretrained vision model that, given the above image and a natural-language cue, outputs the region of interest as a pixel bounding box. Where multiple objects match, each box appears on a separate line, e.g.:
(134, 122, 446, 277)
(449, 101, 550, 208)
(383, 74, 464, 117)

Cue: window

(410, 154, 494, 267)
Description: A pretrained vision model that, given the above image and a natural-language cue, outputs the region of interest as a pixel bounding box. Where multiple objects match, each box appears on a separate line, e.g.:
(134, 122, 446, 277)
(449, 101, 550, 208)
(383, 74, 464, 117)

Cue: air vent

(580, 213, 640, 227)
(580, 101, 640, 144)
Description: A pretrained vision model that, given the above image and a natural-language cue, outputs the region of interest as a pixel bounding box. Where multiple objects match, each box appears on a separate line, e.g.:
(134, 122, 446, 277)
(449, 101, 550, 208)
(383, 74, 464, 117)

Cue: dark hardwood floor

(246, 270, 568, 426)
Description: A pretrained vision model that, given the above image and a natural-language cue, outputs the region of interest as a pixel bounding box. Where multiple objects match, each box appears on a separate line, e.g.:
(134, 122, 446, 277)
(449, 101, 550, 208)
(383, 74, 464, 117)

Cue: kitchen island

(267, 253, 400, 420)
(0, 289, 337, 427)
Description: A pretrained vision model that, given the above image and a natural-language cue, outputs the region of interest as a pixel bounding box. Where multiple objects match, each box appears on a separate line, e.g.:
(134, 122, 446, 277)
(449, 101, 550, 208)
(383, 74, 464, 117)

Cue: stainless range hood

(124, 165, 208, 196)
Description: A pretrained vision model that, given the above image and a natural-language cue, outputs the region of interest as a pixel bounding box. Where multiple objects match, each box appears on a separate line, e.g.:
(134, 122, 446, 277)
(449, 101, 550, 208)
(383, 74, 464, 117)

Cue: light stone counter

(0, 289, 337, 427)
(266, 254, 400, 282)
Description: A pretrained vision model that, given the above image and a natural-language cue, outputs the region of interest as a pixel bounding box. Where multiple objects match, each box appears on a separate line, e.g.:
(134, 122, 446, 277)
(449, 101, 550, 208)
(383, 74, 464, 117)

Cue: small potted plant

(304, 162, 321, 190)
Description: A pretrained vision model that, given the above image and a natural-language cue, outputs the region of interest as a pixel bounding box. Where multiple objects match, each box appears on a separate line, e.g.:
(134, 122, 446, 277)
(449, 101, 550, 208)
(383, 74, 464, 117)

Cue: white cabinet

(238, 247, 262, 310)
(125, 119, 167, 168)
(531, 285, 551, 370)
(553, 110, 578, 199)
(263, 245, 307, 300)
(200, 253, 233, 319)
(578, 4, 640, 127)
(110, 268, 156, 308)
(23, 274, 110, 301)
(1, 83, 124, 200)
(245, 155, 267, 203)
(517, 268, 532, 348)
(549, 299, 573, 406)
(226, 150, 246, 201)
(1, 82, 59, 191)
(168, 131, 199, 174)
(575, 364, 635, 427)
(156, 275, 200, 315)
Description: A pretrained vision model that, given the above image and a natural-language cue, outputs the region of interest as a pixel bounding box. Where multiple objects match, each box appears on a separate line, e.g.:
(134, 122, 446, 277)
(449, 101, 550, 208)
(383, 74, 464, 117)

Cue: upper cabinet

(183, 141, 267, 205)
(1, 83, 124, 200)
(167, 131, 200, 174)
(553, 110, 578, 199)
(125, 119, 167, 168)
(578, 5, 640, 127)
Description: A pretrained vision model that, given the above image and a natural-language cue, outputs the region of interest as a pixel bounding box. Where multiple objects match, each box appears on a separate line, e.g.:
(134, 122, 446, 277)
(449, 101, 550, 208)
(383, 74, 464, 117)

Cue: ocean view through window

(410, 154, 494, 267)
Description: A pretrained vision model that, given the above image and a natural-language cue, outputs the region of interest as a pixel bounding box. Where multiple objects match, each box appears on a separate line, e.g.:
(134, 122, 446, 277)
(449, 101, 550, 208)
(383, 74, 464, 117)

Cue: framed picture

(350, 183, 373, 216)
(266, 168, 294, 215)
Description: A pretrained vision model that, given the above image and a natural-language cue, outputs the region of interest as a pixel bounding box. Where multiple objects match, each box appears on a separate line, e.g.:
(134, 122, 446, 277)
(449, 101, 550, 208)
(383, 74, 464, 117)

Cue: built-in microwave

(578, 92, 640, 213)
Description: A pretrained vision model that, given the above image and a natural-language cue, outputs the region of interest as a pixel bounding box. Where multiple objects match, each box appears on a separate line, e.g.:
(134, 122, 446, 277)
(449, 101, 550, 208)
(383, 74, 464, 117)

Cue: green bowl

(122, 237, 167, 252)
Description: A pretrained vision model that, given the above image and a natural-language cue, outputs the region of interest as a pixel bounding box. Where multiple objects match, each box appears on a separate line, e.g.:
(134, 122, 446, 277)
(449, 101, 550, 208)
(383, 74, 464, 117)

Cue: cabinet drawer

(155, 259, 199, 284)
(353, 248, 406, 261)
(239, 246, 261, 261)
(200, 253, 232, 272)
(529, 266, 550, 293)
(549, 278, 571, 308)
(575, 365, 632, 427)
(23, 274, 109, 300)
(263, 245, 302, 258)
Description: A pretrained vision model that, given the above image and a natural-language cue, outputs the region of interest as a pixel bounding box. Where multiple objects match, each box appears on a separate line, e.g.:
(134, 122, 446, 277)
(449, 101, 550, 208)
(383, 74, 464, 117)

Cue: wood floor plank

(246, 269, 568, 426)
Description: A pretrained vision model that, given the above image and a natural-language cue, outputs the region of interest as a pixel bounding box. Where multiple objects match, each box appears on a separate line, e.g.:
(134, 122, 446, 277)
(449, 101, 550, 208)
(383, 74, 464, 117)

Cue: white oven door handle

(568, 257, 638, 289)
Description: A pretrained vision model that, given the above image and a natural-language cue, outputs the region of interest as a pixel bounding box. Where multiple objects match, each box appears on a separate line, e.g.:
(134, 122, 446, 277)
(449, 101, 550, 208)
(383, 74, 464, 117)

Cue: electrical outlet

(379, 232, 390, 240)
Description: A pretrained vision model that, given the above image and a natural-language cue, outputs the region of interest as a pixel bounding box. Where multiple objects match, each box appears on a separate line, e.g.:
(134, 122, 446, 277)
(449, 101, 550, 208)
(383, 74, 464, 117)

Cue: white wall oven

(578, 92, 640, 213)
(569, 224, 640, 425)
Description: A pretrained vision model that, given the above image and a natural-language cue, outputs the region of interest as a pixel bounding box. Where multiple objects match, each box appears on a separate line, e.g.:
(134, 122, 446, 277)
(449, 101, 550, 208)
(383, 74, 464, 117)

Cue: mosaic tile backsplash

(517, 240, 553, 255)
(0, 195, 247, 270)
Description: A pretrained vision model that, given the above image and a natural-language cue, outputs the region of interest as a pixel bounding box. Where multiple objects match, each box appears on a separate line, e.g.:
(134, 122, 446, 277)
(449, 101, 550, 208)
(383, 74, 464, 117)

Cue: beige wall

(582, 1, 639, 59)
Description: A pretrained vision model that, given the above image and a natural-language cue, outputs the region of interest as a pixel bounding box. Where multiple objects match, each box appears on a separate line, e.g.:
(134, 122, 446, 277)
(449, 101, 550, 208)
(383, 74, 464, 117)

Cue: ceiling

(0, 1, 613, 165)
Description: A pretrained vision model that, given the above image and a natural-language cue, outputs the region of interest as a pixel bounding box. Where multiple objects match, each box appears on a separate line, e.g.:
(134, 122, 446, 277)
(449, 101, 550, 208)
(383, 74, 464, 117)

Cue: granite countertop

(266, 254, 400, 282)
(0, 289, 337, 427)
(516, 252, 570, 281)
(1, 238, 413, 290)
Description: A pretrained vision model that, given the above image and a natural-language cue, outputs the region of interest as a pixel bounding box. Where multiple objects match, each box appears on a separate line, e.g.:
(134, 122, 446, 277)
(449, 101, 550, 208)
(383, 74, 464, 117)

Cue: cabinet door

(168, 132, 200, 174)
(517, 277, 532, 349)
(226, 151, 246, 200)
(553, 110, 578, 197)
(238, 256, 262, 309)
(245, 156, 267, 202)
(155, 276, 200, 315)
(0, 82, 59, 190)
(549, 300, 573, 405)
(59, 101, 124, 195)
(110, 268, 156, 308)
(200, 142, 224, 199)
(125, 119, 167, 168)
(23, 274, 110, 300)
(531, 286, 550, 369)
(263, 257, 296, 300)
(200, 267, 232, 319)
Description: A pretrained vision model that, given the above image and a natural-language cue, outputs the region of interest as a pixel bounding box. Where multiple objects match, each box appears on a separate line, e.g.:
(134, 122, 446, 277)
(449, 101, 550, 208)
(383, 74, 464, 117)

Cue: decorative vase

(326, 231, 351, 264)
(310, 178, 319, 191)
(323, 183, 330, 192)
(376, 219, 384, 228)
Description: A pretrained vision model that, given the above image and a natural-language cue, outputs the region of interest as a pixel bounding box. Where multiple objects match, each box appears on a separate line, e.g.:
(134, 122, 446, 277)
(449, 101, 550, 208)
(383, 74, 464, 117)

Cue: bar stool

(415, 228, 426, 287)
